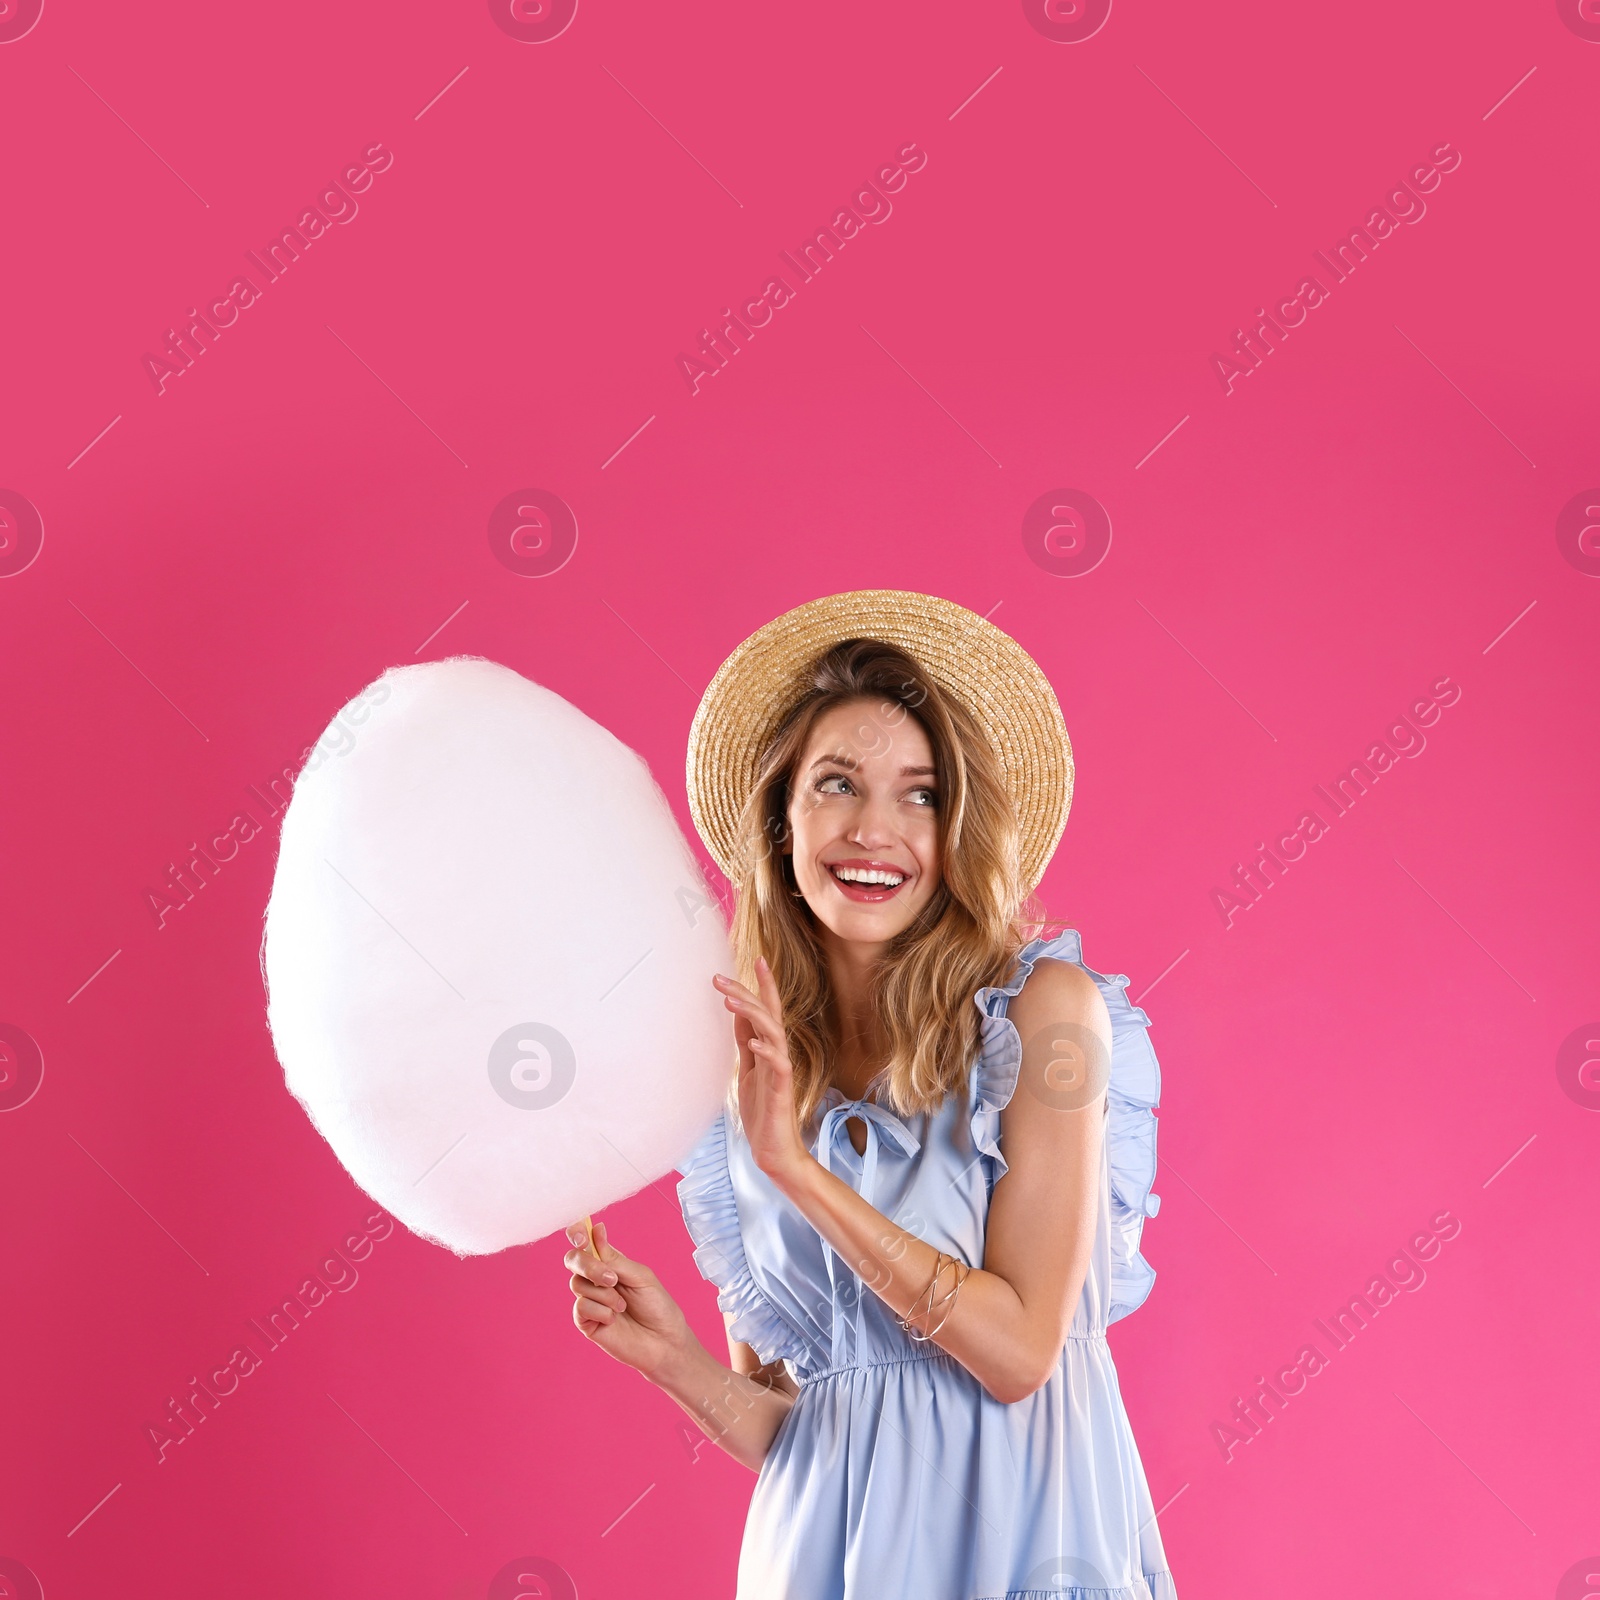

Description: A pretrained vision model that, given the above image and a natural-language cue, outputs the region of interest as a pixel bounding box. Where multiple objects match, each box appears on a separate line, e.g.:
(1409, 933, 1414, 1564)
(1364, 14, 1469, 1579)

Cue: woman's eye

(907, 788, 937, 807)
(816, 774, 853, 795)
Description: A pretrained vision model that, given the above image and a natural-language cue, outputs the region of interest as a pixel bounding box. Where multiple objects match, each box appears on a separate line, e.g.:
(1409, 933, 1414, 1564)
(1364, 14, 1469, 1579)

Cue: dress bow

(812, 1092, 922, 1365)
(814, 1093, 922, 1209)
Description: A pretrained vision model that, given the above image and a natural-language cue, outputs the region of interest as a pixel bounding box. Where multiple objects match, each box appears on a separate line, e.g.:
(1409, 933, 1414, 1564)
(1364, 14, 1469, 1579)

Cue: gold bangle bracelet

(897, 1252, 970, 1343)
(896, 1250, 951, 1337)
(915, 1261, 970, 1342)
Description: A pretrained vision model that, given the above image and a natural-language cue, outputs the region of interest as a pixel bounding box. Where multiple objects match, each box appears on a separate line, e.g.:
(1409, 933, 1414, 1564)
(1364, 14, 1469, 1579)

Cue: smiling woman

(724, 637, 1025, 1128)
(563, 591, 1175, 1600)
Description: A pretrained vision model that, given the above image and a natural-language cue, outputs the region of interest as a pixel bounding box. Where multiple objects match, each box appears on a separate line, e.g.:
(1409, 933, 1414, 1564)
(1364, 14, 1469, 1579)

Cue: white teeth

(831, 866, 905, 887)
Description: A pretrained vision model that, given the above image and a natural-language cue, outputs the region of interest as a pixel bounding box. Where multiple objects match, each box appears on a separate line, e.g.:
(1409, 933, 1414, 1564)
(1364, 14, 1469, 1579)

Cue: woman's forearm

(771, 1155, 1073, 1403)
(646, 1332, 796, 1472)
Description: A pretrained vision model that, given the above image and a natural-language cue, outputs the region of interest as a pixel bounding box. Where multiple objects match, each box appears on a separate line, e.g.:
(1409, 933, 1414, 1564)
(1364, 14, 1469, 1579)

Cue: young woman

(564, 591, 1176, 1600)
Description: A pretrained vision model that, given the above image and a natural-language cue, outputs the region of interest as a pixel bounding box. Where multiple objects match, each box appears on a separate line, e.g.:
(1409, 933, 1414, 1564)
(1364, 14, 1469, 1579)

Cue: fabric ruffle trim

(971, 928, 1164, 1325)
(674, 1108, 802, 1368)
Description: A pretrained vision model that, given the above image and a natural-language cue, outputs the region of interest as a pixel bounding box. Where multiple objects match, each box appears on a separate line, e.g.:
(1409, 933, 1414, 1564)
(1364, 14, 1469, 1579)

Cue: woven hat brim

(685, 590, 1073, 893)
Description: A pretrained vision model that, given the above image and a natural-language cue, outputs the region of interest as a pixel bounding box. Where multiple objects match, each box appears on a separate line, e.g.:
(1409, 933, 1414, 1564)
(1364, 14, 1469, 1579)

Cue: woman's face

(784, 696, 943, 947)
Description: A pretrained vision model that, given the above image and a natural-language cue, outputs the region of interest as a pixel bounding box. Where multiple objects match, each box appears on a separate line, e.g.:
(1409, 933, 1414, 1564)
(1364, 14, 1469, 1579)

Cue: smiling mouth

(827, 862, 908, 901)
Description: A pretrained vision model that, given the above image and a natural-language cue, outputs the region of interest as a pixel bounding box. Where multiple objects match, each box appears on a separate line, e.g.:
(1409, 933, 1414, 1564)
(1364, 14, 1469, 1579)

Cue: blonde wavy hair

(726, 638, 1047, 1132)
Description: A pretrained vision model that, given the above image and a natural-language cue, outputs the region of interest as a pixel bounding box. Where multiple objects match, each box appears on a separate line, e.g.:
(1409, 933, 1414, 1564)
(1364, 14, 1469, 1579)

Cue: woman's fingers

(566, 1225, 658, 1292)
(719, 976, 790, 1075)
(720, 991, 781, 1042)
(714, 974, 789, 1063)
(588, 1223, 643, 1287)
(567, 1253, 614, 1284)
(564, 1243, 617, 1284)
(754, 955, 783, 1016)
(715, 964, 785, 1026)
(717, 976, 782, 1029)
(573, 1293, 615, 1330)
(569, 1273, 624, 1311)
(715, 981, 765, 1019)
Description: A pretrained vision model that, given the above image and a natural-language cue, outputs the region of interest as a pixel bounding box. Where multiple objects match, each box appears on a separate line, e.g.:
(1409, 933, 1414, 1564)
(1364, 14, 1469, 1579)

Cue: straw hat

(685, 589, 1073, 892)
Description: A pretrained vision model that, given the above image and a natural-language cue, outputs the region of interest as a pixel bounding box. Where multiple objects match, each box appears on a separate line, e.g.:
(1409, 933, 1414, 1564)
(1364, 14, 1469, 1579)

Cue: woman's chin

(807, 897, 926, 946)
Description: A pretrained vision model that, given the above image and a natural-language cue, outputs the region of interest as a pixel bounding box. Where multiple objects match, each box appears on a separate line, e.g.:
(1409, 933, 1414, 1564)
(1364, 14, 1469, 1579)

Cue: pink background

(1, 1, 1596, 1596)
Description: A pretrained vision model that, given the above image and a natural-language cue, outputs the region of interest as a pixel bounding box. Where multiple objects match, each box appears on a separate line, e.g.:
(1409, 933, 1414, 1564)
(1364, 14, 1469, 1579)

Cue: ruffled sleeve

(971, 929, 1165, 1324)
(674, 1108, 807, 1368)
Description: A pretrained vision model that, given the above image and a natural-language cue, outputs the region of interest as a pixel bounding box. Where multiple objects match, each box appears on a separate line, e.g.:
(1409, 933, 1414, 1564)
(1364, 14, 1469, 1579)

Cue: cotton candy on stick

(261, 657, 734, 1257)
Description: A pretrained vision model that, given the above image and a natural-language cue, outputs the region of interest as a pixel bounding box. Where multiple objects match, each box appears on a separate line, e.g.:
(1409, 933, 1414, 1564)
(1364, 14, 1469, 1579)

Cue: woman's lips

(825, 862, 908, 903)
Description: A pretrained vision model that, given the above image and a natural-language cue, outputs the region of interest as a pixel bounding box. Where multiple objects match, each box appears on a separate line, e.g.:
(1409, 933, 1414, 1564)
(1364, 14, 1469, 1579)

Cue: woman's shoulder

(1005, 949, 1108, 1033)
(969, 925, 1169, 1322)
(971, 927, 1146, 1082)
(971, 928, 1094, 1021)
(969, 931, 1089, 1100)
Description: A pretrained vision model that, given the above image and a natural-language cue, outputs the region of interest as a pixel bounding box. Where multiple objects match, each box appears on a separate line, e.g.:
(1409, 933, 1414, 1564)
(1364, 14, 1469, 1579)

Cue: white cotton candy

(261, 656, 734, 1256)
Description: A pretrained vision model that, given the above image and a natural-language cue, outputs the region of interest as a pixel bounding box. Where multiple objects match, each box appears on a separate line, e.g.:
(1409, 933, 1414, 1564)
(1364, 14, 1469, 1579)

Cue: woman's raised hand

(565, 1220, 691, 1380)
(714, 958, 812, 1185)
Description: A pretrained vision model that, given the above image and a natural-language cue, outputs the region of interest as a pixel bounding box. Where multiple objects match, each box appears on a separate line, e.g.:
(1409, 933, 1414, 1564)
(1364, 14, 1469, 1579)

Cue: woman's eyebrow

(805, 755, 937, 776)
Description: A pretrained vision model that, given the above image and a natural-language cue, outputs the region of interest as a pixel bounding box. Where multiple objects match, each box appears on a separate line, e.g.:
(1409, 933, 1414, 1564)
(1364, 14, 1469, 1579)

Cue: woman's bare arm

(749, 958, 1109, 1404)
(652, 1320, 798, 1473)
(566, 1223, 796, 1472)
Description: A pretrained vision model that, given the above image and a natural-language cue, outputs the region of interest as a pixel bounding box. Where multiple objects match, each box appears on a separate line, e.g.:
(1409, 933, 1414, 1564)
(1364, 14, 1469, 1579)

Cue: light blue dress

(675, 930, 1177, 1600)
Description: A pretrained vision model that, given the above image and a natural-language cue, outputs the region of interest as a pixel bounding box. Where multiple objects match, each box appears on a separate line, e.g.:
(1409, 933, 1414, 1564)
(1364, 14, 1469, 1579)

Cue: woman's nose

(846, 797, 898, 848)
